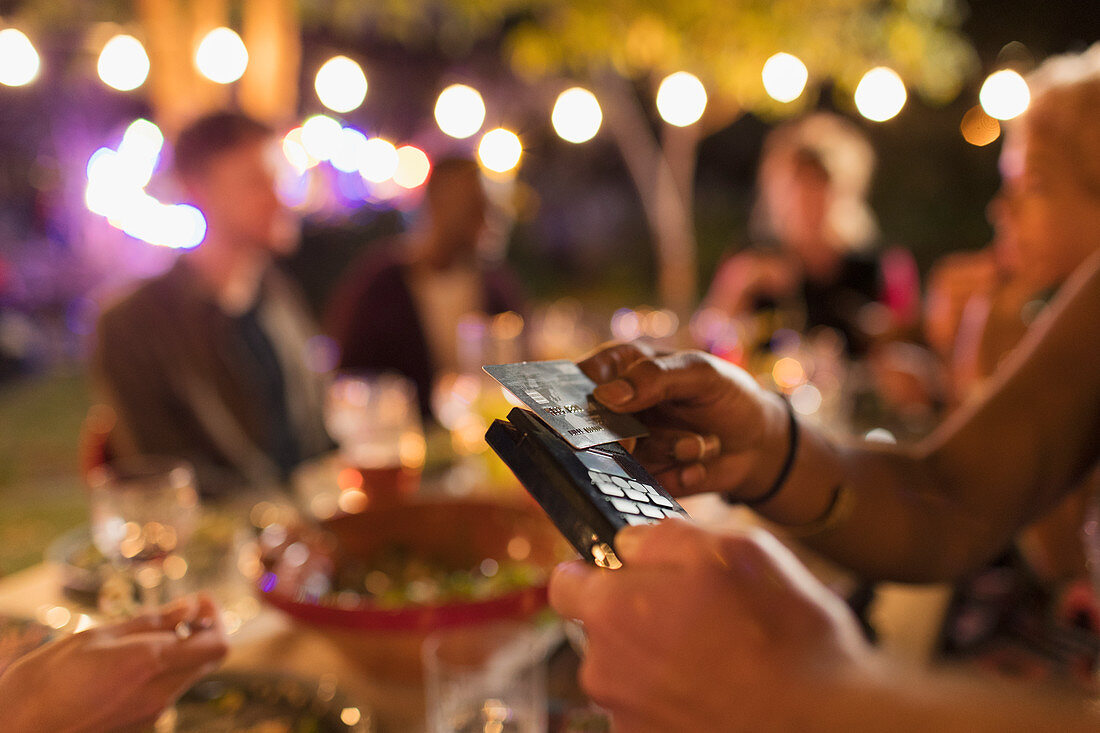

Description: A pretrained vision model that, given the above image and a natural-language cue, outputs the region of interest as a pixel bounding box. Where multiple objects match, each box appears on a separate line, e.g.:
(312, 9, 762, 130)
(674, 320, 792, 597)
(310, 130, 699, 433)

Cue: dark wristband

(724, 396, 799, 507)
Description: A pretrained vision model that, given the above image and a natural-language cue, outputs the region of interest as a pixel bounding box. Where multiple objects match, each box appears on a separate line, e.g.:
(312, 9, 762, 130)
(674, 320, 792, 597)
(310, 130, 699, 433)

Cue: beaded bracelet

(723, 396, 798, 507)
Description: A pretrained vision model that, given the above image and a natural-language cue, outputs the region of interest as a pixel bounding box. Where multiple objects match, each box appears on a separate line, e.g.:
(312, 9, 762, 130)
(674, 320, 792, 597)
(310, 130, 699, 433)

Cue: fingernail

(594, 379, 634, 405)
(681, 463, 706, 487)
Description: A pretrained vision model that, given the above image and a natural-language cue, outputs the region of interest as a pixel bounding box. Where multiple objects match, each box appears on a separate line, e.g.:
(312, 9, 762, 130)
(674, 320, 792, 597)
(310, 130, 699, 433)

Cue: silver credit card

(484, 360, 648, 449)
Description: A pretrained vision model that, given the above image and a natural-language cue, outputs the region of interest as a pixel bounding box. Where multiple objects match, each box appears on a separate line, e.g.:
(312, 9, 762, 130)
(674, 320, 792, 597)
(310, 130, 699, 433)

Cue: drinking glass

(325, 371, 425, 508)
(88, 457, 201, 615)
(423, 622, 548, 733)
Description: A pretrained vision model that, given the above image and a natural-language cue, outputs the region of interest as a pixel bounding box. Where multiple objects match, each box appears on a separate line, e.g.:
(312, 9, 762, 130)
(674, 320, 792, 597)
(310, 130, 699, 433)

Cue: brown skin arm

(579, 251, 1100, 582)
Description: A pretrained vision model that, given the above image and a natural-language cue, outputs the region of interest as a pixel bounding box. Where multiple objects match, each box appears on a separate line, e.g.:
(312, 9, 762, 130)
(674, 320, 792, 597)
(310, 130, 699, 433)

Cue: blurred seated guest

(0, 594, 226, 733)
(923, 247, 998, 392)
(700, 113, 919, 356)
(550, 47, 1100, 727)
(93, 112, 330, 497)
(924, 51, 1100, 681)
(326, 157, 526, 416)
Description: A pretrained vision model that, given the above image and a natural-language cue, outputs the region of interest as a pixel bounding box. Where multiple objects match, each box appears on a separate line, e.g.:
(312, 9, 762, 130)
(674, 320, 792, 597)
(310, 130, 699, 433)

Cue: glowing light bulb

(117, 118, 164, 187)
(330, 127, 369, 173)
(300, 115, 342, 162)
(0, 28, 40, 87)
(359, 138, 399, 183)
(477, 128, 522, 174)
(552, 87, 603, 143)
(97, 34, 149, 91)
(394, 146, 431, 189)
(655, 72, 707, 127)
(434, 84, 486, 139)
(281, 127, 317, 172)
(960, 105, 1001, 147)
(762, 53, 808, 103)
(195, 27, 248, 84)
(315, 56, 368, 113)
(854, 67, 907, 122)
(979, 69, 1030, 121)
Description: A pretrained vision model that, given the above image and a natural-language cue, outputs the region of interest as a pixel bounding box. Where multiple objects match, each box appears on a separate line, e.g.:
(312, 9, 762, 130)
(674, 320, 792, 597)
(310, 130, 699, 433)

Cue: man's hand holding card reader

(483, 361, 690, 570)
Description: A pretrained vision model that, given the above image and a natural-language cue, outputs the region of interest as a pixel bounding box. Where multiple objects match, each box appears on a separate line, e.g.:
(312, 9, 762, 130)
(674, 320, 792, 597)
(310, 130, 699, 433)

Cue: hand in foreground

(578, 343, 789, 497)
(549, 519, 873, 732)
(0, 594, 228, 733)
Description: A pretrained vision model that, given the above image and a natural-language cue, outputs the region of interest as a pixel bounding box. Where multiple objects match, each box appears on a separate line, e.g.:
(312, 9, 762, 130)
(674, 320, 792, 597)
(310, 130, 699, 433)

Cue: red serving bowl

(257, 498, 570, 680)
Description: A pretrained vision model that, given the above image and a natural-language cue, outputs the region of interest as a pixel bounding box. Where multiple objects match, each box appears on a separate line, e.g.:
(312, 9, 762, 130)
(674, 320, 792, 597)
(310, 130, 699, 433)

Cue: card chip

(526, 390, 549, 404)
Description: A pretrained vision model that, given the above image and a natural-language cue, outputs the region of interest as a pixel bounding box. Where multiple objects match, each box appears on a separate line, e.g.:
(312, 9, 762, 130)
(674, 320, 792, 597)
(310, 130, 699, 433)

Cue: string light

(0, 28, 40, 87)
(434, 84, 486, 139)
(477, 128, 522, 174)
(551, 87, 603, 143)
(194, 27, 248, 84)
(97, 34, 149, 91)
(315, 56, 368, 113)
(854, 67, 907, 122)
(960, 105, 1001, 147)
(359, 138, 399, 183)
(394, 146, 431, 189)
(762, 53, 808, 103)
(300, 114, 342, 162)
(655, 72, 707, 127)
(979, 69, 1030, 121)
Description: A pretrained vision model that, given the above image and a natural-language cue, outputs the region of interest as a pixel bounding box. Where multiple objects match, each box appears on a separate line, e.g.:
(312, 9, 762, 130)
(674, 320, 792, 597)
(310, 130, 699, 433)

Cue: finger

(107, 595, 201, 637)
(577, 342, 652, 384)
(591, 352, 727, 414)
(548, 561, 602, 621)
(613, 517, 708, 568)
(651, 463, 707, 496)
(123, 626, 228, 674)
(632, 429, 720, 467)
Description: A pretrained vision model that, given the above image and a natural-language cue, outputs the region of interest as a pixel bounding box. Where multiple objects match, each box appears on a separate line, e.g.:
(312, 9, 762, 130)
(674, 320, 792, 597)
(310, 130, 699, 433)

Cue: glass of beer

(325, 372, 426, 509)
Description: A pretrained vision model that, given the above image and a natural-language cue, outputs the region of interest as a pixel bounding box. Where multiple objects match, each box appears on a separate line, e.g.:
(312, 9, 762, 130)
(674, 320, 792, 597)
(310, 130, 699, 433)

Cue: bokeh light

(300, 114, 342, 162)
(315, 55, 368, 113)
(330, 127, 369, 173)
(477, 128, 522, 174)
(85, 119, 206, 249)
(960, 105, 1001, 147)
(359, 137, 399, 183)
(0, 28, 40, 87)
(194, 27, 248, 84)
(762, 52, 808, 103)
(854, 67, 907, 122)
(772, 357, 807, 391)
(117, 118, 164, 186)
(281, 127, 318, 172)
(394, 145, 431, 189)
(434, 84, 486, 139)
(551, 87, 603, 144)
(97, 34, 149, 91)
(655, 71, 707, 127)
(979, 69, 1030, 121)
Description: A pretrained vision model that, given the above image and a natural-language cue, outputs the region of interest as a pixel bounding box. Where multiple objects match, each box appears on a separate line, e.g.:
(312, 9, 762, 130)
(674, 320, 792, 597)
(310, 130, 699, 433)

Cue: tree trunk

(595, 71, 700, 335)
(136, 0, 228, 137)
(240, 0, 301, 125)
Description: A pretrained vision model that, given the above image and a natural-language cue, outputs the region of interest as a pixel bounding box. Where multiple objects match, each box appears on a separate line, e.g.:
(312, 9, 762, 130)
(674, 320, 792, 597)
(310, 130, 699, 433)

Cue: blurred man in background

(92, 112, 330, 497)
(326, 157, 526, 417)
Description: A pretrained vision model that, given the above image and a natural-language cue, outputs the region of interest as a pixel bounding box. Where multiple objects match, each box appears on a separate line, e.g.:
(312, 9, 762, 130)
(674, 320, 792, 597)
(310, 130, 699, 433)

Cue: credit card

(484, 360, 648, 449)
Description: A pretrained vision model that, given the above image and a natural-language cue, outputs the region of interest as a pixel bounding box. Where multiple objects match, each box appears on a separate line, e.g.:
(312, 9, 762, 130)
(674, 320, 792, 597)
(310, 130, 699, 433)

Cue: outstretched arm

(580, 251, 1100, 581)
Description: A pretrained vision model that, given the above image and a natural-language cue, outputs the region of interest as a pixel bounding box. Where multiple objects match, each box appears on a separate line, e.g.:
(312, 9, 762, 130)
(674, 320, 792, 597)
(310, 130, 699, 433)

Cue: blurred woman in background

(700, 112, 919, 357)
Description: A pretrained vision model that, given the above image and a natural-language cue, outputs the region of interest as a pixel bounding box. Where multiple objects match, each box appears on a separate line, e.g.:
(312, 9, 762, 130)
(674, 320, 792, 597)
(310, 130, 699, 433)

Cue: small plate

(173, 670, 372, 732)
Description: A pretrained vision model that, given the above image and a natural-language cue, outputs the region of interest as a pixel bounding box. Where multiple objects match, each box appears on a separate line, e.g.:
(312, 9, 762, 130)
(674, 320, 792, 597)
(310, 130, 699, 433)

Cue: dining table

(0, 488, 951, 732)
